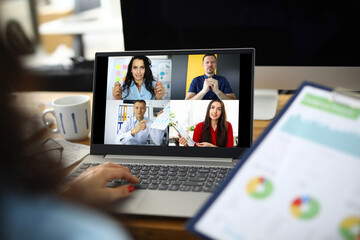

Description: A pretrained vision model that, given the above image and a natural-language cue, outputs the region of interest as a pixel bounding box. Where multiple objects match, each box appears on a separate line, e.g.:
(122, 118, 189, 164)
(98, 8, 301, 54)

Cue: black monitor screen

(120, 0, 360, 66)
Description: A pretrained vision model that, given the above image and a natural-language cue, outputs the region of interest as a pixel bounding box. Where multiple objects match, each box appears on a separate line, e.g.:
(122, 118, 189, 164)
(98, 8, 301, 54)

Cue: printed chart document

(171, 121, 196, 147)
(150, 102, 170, 131)
(187, 82, 360, 240)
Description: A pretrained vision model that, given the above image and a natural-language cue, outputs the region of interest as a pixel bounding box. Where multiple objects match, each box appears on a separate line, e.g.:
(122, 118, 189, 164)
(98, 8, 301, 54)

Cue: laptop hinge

(105, 155, 233, 163)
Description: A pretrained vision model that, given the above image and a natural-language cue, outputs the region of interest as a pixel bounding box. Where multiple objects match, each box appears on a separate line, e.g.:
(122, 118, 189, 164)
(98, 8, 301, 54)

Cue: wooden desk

(15, 91, 292, 240)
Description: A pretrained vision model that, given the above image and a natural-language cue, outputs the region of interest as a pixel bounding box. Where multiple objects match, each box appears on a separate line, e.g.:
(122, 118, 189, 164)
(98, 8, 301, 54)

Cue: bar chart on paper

(281, 114, 360, 157)
(150, 103, 170, 130)
(281, 90, 360, 157)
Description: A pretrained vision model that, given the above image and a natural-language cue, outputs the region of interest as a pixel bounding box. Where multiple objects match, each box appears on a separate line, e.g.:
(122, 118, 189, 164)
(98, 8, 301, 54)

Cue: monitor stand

(254, 89, 279, 120)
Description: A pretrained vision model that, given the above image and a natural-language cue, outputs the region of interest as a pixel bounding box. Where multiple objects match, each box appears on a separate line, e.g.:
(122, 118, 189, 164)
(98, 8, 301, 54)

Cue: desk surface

(15, 91, 292, 240)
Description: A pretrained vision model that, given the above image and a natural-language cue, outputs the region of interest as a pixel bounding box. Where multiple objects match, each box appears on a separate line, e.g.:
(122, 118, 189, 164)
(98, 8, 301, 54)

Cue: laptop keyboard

(68, 162, 232, 193)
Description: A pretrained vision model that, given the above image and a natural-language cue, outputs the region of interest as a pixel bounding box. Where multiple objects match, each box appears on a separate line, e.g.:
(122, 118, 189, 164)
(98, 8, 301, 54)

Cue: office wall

(216, 54, 240, 99)
(170, 55, 188, 99)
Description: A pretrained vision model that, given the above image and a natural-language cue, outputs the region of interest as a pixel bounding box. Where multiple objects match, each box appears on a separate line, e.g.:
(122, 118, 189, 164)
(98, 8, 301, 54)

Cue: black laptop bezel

(90, 48, 254, 159)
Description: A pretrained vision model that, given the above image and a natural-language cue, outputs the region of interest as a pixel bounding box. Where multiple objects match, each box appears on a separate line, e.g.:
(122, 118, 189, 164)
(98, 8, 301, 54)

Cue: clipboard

(186, 82, 360, 240)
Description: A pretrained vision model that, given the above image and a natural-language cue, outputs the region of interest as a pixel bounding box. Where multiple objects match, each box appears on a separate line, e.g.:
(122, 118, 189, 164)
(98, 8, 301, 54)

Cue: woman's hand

(112, 82, 123, 100)
(59, 162, 139, 208)
(197, 142, 217, 147)
(178, 134, 189, 146)
(155, 82, 165, 99)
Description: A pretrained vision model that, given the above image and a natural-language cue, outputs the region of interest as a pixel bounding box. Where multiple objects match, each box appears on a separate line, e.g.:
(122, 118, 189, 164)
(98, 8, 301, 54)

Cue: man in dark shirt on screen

(185, 54, 237, 100)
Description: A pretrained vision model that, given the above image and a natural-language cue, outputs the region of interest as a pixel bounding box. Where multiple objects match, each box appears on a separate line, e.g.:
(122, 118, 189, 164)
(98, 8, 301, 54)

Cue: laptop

(67, 48, 255, 217)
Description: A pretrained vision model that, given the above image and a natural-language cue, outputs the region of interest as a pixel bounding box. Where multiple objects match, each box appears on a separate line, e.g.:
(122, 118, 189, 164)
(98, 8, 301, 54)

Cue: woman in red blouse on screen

(179, 100, 234, 147)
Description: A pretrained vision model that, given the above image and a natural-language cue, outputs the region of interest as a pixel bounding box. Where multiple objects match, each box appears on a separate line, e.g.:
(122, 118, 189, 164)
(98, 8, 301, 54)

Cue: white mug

(42, 95, 91, 141)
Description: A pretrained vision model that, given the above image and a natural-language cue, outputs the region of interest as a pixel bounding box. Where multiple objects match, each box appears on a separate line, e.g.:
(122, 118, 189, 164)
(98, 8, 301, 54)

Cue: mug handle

(42, 109, 60, 134)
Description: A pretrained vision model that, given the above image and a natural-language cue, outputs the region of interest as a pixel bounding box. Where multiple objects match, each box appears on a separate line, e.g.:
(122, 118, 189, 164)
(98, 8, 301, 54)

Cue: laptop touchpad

(113, 190, 147, 211)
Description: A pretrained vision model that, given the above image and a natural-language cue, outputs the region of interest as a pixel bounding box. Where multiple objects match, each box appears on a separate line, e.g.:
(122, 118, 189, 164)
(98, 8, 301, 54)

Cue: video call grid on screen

(91, 49, 254, 159)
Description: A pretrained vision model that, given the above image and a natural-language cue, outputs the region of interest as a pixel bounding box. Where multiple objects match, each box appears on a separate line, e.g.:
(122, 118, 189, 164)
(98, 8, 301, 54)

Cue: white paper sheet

(192, 85, 360, 240)
(171, 121, 196, 147)
(150, 102, 170, 130)
(55, 138, 90, 169)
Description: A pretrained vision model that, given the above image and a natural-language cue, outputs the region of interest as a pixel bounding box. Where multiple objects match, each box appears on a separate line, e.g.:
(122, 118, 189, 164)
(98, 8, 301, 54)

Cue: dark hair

(200, 100, 228, 147)
(0, 39, 61, 194)
(202, 54, 217, 62)
(134, 100, 146, 106)
(122, 56, 156, 99)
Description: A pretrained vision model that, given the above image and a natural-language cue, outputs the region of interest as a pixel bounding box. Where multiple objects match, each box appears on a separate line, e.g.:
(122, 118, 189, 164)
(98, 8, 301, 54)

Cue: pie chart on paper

(246, 176, 273, 199)
(339, 216, 360, 240)
(290, 195, 320, 220)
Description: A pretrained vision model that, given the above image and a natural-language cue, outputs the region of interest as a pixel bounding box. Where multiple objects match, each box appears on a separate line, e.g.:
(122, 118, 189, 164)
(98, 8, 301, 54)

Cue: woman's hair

(0, 39, 61, 194)
(122, 56, 156, 99)
(200, 100, 228, 147)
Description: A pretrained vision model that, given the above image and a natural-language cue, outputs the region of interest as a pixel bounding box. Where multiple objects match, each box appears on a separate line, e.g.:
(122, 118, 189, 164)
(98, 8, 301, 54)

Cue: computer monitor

(120, 0, 360, 92)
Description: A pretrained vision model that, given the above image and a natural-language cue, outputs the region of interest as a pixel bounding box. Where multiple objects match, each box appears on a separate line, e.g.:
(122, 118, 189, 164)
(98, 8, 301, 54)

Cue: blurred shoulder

(1, 192, 131, 240)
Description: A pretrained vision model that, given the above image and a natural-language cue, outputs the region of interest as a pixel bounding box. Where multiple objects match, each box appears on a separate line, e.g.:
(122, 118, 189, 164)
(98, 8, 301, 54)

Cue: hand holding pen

(155, 82, 165, 99)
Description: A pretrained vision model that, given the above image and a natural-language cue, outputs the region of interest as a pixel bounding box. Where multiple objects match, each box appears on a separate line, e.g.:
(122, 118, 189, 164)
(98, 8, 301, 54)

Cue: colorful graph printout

(339, 217, 360, 240)
(290, 196, 320, 220)
(246, 177, 273, 199)
(188, 83, 360, 240)
(150, 103, 170, 131)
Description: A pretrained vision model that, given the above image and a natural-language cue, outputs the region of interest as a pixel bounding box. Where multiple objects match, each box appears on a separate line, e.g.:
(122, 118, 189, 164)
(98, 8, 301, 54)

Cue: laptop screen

(91, 49, 254, 159)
